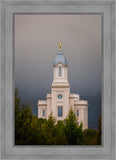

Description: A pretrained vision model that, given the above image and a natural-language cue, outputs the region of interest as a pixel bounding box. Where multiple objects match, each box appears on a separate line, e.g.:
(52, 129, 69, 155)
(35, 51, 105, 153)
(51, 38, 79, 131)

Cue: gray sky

(15, 14, 102, 129)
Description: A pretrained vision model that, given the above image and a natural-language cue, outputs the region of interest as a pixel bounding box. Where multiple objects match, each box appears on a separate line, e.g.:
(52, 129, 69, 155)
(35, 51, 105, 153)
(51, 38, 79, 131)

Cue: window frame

(58, 106, 63, 117)
(77, 110, 79, 117)
(43, 110, 45, 117)
(59, 66, 62, 77)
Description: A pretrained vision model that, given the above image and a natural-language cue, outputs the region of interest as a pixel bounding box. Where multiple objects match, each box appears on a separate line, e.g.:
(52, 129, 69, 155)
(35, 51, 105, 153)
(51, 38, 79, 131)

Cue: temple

(37, 43, 88, 129)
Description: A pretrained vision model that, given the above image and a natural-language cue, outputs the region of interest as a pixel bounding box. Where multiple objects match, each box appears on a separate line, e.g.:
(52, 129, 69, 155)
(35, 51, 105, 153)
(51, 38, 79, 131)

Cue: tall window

(58, 106, 63, 117)
(43, 110, 45, 117)
(77, 110, 79, 116)
(59, 66, 61, 77)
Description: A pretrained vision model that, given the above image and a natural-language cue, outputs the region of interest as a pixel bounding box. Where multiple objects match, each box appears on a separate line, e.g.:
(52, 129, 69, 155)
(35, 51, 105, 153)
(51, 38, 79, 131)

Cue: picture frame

(0, 0, 115, 159)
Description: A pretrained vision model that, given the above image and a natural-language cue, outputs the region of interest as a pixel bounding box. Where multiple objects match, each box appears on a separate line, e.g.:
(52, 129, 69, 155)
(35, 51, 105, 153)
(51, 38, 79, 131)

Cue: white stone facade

(37, 50, 88, 130)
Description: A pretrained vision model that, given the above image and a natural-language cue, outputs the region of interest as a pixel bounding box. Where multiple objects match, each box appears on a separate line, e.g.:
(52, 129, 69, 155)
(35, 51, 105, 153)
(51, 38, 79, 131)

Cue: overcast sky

(15, 14, 102, 129)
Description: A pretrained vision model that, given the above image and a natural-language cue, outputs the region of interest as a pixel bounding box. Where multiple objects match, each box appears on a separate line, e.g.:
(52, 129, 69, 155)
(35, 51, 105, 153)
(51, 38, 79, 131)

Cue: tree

(83, 129, 97, 145)
(41, 113, 56, 144)
(64, 108, 83, 145)
(15, 88, 40, 145)
(97, 114, 101, 145)
(53, 121, 67, 145)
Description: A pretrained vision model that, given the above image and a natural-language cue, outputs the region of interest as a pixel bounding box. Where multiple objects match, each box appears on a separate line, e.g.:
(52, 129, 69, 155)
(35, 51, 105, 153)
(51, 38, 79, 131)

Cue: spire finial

(58, 42, 62, 51)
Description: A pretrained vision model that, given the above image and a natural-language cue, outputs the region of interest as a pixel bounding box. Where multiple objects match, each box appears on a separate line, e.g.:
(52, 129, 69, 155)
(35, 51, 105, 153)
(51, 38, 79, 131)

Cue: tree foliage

(64, 108, 83, 145)
(83, 129, 98, 145)
(97, 114, 101, 145)
(15, 88, 40, 145)
(15, 89, 101, 145)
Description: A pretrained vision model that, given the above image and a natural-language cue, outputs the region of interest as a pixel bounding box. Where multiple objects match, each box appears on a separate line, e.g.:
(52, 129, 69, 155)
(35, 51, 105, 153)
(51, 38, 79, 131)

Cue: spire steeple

(53, 42, 68, 67)
(52, 43, 69, 85)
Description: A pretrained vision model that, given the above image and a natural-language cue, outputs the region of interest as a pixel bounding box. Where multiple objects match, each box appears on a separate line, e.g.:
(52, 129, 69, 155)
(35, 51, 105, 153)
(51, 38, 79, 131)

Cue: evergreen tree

(41, 113, 56, 144)
(64, 108, 83, 145)
(15, 88, 40, 145)
(53, 121, 67, 145)
(97, 114, 101, 145)
(83, 129, 97, 145)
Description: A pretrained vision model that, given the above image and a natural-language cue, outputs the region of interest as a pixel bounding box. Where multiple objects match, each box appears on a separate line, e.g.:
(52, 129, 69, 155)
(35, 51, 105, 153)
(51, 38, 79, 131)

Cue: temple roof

(53, 51, 68, 66)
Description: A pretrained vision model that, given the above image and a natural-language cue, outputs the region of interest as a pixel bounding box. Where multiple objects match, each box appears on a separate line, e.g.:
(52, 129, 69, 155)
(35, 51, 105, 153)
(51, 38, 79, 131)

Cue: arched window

(59, 66, 61, 77)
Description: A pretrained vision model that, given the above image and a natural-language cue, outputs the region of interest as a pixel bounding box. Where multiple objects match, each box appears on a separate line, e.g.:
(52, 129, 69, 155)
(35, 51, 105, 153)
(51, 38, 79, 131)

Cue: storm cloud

(15, 14, 102, 129)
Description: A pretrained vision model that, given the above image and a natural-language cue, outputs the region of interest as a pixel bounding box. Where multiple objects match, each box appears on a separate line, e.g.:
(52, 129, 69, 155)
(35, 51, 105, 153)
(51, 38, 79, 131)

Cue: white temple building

(37, 43, 88, 129)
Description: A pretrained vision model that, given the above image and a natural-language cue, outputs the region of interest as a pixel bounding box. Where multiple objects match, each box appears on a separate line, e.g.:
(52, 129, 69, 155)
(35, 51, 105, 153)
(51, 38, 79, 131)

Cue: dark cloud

(15, 14, 102, 129)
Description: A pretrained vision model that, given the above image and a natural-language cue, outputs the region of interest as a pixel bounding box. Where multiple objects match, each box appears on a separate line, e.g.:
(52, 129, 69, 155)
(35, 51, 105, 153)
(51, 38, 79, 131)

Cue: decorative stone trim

(51, 85, 70, 88)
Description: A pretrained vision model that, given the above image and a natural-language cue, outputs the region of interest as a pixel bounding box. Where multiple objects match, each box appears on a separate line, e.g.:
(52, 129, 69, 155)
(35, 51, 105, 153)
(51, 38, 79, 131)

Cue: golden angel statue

(58, 42, 62, 51)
